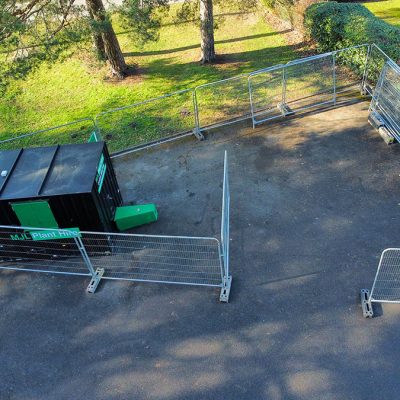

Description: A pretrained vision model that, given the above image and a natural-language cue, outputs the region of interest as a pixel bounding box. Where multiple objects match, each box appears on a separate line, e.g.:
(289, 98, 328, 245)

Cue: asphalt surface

(2, 101, 400, 399)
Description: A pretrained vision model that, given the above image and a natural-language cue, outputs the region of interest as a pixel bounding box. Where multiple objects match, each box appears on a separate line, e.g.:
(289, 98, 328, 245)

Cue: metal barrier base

(220, 275, 232, 303)
(360, 289, 373, 318)
(87, 268, 104, 293)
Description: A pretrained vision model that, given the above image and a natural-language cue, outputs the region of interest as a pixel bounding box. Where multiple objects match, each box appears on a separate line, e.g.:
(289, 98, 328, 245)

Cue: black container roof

(0, 142, 105, 201)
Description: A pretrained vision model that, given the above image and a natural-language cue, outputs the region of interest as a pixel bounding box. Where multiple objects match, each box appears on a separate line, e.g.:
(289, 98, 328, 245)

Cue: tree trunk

(199, 0, 215, 63)
(85, 0, 128, 78)
(88, 8, 106, 60)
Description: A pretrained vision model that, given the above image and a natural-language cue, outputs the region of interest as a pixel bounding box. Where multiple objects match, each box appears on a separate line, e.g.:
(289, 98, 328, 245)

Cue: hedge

(304, 2, 400, 65)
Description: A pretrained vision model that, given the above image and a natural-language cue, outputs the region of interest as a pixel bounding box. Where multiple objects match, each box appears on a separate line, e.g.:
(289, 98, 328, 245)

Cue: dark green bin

(114, 204, 158, 231)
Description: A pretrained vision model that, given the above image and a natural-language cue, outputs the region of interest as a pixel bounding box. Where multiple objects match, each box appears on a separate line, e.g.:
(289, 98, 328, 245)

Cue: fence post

(361, 44, 372, 95)
(74, 236, 104, 293)
(332, 52, 337, 105)
(282, 66, 287, 108)
(248, 76, 256, 129)
(192, 89, 204, 140)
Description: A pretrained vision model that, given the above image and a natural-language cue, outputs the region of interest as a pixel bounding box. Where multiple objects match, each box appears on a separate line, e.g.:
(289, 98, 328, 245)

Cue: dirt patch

(103, 65, 144, 85)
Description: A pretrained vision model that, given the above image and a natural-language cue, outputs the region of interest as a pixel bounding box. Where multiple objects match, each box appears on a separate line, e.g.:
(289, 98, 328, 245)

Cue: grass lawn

(0, 6, 296, 152)
(363, 0, 400, 27)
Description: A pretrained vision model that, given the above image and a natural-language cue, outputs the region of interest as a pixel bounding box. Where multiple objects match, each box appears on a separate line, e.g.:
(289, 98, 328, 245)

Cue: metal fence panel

(335, 45, 369, 95)
(0, 226, 91, 276)
(370, 248, 400, 303)
(284, 53, 335, 112)
(0, 118, 97, 151)
(79, 233, 223, 287)
(219, 151, 231, 301)
(369, 61, 400, 141)
(194, 75, 252, 131)
(95, 90, 196, 156)
(362, 44, 393, 96)
(248, 65, 284, 126)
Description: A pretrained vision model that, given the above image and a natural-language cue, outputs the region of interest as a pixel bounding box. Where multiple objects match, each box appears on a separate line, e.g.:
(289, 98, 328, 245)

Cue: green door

(11, 200, 59, 228)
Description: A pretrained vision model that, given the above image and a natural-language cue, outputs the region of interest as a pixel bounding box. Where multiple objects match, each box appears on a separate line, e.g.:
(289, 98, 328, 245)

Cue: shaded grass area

(363, 0, 400, 27)
(0, 7, 296, 152)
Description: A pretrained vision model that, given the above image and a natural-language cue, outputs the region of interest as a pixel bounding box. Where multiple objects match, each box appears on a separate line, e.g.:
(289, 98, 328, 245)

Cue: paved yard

(1, 101, 400, 399)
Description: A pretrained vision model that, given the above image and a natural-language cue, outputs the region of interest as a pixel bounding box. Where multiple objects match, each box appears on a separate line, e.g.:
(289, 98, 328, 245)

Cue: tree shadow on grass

(123, 30, 292, 58)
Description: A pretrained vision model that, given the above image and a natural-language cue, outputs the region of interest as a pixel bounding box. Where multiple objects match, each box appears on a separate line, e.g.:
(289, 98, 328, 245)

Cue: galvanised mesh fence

(0, 118, 98, 150)
(0, 44, 397, 155)
(369, 60, 400, 141)
(0, 152, 232, 301)
(95, 89, 197, 155)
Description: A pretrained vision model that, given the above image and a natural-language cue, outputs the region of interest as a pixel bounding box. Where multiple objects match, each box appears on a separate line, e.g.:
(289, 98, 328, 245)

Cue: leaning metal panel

(369, 61, 400, 141)
(79, 233, 224, 287)
(0, 226, 91, 276)
(369, 248, 400, 303)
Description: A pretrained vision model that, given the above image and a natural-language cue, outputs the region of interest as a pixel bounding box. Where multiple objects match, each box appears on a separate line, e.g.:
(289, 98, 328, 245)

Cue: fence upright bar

(332, 52, 337, 104)
(361, 44, 372, 94)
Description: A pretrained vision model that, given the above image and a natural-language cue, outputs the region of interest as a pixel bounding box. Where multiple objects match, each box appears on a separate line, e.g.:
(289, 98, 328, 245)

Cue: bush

(304, 2, 400, 64)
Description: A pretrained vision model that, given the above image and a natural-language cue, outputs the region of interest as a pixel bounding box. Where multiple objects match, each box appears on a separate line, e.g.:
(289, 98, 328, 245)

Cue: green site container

(114, 204, 158, 231)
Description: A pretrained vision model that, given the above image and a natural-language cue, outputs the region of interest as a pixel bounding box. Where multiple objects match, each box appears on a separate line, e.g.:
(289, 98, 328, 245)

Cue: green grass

(0, 6, 296, 152)
(363, 0, 400, 27)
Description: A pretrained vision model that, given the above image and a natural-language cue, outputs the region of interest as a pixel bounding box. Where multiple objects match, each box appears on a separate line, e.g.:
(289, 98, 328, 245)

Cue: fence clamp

(87, 268, 105, 293)
(220, 275, 232, 303)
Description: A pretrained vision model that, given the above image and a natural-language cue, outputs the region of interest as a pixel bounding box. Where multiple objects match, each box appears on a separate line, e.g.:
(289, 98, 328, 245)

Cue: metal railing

(361, 248, 400, 318)
(0, 44, 397, 156)
(369, 60, 400, 141)
(0, 118, 98, 150)
(219, 150, 231, 302)
(0, 152, 232, 301)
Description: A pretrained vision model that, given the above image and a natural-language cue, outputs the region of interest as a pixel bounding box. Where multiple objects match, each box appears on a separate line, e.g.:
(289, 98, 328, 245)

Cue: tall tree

(177, 0, 256, 64)
(86, 0, 128, 78)
(199, 0, 215, 63)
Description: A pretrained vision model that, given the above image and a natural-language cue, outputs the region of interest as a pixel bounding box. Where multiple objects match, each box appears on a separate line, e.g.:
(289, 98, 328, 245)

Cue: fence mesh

(0, 226, 90, 276)
(80, 233, 223, 286)
(284, 54, 335, 111)
(0, 119, 96, 151)
(363, 44, 392, 95)
(370, 61, 400, 140)
(95, 90, 195, 154)
(0, 44, 395, 155)
(370, 249, 400, 303)
(195, 75, 252, 130)
(248, 66, 284, 124)
(335, 45, 369, 95)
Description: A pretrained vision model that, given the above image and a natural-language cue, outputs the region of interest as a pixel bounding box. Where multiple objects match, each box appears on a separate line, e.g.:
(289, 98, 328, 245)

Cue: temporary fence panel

(248, 65, 285, 126)
(95, 90, 197, 156)
(361, 248, 400, 318)
(335, 45, 369, 96)
(0, 152, 232, 301)
(79, 233, 223, 287)
(362, 44, 396, 96)
(194, 75, 252, 131)
(284, 53, 335, 112)
(219, 151, 231, 302)
(369, 61, 400, 141)
(0, 118, 97, 151)
(0, 44, 396, 155)
(0, 225, 92, 277)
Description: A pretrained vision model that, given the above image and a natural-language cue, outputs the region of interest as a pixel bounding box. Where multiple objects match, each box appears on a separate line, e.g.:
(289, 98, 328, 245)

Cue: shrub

(304, 2, 400, 64)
